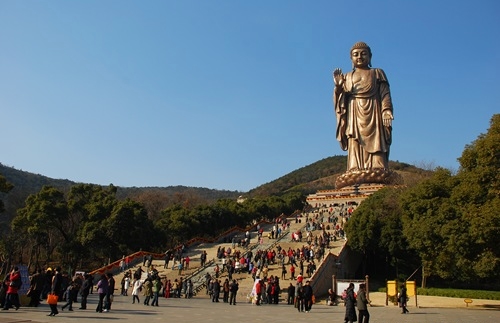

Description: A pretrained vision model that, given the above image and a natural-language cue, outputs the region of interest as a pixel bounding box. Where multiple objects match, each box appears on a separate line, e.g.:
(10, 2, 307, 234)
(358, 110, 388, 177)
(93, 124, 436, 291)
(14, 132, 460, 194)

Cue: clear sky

(1, 0, 499, 192)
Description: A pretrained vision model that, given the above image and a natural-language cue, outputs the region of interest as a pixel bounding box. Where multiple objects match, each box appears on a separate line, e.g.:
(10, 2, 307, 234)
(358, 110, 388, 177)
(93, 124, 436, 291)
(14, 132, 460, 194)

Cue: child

(61, 280, 79, 311)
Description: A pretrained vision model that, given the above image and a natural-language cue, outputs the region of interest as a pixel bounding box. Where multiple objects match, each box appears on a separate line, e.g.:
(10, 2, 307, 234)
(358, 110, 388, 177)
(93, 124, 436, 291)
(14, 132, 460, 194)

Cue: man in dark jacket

(79, 274, 93, 309)
(356, 283, 370, 323)
(28, 269, 45, 307)
(48, 267, 63, 316)
(287, 282, 295, 305)
(228, 279, 238, 305)
(104, 273, 115, 312)
(303, 280, 314, 312)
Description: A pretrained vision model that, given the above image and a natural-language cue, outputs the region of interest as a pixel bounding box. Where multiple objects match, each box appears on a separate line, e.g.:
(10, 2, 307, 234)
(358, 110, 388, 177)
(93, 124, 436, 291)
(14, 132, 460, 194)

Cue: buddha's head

(350, 41, 372, 69)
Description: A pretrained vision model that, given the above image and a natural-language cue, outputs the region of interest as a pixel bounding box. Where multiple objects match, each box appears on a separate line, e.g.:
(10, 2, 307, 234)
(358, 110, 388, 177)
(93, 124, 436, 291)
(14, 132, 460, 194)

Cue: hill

(247, 155, 431, 196)
(0, 163, 240, 229)
(0, 157, 431, 229)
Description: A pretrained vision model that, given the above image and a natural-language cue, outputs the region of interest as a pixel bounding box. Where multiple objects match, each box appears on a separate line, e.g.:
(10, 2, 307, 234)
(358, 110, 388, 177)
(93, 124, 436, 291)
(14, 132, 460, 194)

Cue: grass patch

(375, 287, 500, 300)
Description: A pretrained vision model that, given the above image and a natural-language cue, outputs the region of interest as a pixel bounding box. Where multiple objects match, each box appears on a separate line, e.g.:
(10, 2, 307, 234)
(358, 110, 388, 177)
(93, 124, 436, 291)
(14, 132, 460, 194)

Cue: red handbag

(47, 293, 59, 305)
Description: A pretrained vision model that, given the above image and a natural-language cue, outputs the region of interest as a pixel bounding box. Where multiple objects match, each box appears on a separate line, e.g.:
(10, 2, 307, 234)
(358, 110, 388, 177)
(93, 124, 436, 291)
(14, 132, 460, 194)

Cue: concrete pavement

(0, 291, 499, 323)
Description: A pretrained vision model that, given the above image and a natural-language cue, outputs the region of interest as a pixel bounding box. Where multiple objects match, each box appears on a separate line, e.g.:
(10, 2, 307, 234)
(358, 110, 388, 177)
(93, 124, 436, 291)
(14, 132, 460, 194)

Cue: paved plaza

(0, 292, 499, 323)
(2, 217, 499, 323)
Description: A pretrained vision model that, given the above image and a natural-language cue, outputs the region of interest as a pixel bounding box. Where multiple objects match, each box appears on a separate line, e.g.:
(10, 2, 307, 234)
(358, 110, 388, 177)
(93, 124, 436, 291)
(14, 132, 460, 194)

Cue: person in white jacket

(131, 279, 142, 304)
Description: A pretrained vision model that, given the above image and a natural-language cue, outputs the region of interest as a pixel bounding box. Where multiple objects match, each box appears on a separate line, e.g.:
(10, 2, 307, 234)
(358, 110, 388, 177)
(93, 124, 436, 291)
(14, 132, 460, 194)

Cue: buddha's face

(351, 48, 371, 68)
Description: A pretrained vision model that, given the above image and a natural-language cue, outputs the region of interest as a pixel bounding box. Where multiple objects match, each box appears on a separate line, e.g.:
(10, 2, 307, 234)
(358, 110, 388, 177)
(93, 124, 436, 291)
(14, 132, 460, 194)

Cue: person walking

(344, 283, 357, 323)
(61, 279, 79, 311)
(2, 266, 21, 311)
(46, 267, 63, 316)
(357, 283, 370, 323)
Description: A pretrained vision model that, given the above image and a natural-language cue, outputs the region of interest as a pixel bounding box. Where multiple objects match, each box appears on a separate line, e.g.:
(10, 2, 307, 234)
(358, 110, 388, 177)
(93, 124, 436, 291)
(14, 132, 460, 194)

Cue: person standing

(142, 278, 152, 305)
(28, 269, 44, 307)
(281, 264, 287, 280)
(344, 283, 357, 323)
(131, 278, 142, 304)
(303, 280, 314, 312)
(212, 279, 220, 303)
(119, 257, 125, 272)
(186, 279, 193, 299)
(295, 281, 304, 312)
(2, 266, 21, 311)
(287, 282, 295, 305)
(228, 279, 238, 305)
(222, 279, 230, 303)
(255, 279, 263, 305)
(273, 278, 280, 304)
(177, 261, 183, 276)
(151, 277, 162, 306)
(357, 283, 370, 323)
(214, 264, 220, 278)
(95, 274, 108, 313)
(125, 255, 131, 269)
(200, 251, 207, 267)
(123, 273, 131, 296)
(79, 274, 92, 309)
(399, 284, 409, 314)
(104, 273, 115, 312)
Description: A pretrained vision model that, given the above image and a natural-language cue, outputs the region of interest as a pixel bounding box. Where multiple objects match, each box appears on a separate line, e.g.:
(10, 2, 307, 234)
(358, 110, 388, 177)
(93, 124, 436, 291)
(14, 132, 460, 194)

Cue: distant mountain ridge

(0, 157, 429, 225)
(0, 163, 241, 224)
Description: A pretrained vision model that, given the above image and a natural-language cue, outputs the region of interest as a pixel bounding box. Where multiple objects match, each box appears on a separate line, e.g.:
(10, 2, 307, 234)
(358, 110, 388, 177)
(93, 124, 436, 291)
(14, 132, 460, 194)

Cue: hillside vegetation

(0, 156, 430, 226)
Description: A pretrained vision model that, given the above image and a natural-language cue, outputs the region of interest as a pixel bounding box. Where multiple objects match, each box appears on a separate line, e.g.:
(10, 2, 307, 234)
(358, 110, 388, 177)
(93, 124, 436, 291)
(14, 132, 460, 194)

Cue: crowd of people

(0, 212, 369, 319)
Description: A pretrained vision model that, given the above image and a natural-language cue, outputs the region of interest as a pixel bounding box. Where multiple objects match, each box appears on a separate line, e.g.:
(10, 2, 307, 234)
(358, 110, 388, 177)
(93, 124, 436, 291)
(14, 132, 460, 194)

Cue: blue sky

(1, 0, 499, 192)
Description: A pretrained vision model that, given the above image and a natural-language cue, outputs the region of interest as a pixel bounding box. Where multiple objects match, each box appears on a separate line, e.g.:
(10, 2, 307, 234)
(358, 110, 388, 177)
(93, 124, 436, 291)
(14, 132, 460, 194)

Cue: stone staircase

(107, 215, 346, 302)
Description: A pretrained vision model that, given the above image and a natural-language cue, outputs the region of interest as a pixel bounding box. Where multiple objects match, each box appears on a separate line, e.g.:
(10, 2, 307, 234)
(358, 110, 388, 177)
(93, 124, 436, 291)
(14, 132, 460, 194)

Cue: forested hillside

(248, 155, 432, 196)
(0, 164, 241, 232)
(0, 155, 431, 230)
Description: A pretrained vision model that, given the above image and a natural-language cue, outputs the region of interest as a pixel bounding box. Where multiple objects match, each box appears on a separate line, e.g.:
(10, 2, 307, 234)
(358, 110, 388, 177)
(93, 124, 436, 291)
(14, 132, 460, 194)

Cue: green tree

(71, 184, 119, 265)
(400, 168, 460, 284)
(451, 114, 500, 281)
(13, 186, 69, 268)
(400, 115, 500, 286)
(345, 187, 415, 279)
(105, 199, 158, 257)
